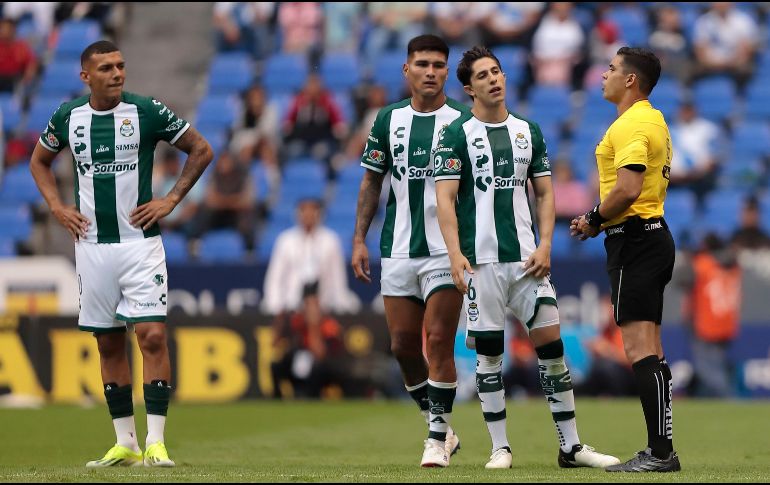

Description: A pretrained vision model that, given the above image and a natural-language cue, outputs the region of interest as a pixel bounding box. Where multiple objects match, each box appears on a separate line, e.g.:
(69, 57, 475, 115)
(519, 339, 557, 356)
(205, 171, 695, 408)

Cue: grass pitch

(0, 398, 766, 482)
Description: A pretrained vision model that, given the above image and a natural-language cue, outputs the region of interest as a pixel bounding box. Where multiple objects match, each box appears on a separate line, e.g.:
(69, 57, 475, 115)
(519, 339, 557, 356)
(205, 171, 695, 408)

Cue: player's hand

(130, 197, 176, 230)
(449, 252, 473, 294)
(351, 240, 371, 283)
(524, 245, 551, 278)
(52, 205, 90, 241)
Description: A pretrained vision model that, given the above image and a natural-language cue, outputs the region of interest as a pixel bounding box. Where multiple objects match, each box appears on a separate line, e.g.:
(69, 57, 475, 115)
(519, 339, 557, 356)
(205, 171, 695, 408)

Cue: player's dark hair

(407, 34, 449, 60)
(81, 40, 120, 67)
(617, 46, 661, 95)
(456, 45, 501, 88)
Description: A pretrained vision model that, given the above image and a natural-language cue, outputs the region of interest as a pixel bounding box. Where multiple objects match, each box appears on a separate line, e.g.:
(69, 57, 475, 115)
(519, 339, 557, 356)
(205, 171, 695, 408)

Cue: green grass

(0, 399, 766, 482)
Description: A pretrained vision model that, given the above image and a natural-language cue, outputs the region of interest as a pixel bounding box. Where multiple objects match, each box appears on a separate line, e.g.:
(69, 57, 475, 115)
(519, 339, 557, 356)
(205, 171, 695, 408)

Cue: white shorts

(380, 255, 455, 302)
(75, 236, 168, 333)
(464, 261, 557, 337)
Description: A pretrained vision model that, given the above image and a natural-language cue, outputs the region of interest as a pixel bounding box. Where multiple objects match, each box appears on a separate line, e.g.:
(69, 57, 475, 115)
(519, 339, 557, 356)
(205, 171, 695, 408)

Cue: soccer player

(29, 41, 213, 467)
(434, 46, 620, 470)
(351, 34, 469, 468)
(570, 47, 681, 473)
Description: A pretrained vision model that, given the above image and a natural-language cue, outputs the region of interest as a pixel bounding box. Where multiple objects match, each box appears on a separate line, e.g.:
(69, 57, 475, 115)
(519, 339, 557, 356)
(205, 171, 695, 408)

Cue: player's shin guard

(104, 383, 139, 451)
(535, 339, 580, 451)
(144, 380, 171, 447)
(475, 337, 509, 452)
(633, 355, 674, 459)
(427, 380, 456, 442)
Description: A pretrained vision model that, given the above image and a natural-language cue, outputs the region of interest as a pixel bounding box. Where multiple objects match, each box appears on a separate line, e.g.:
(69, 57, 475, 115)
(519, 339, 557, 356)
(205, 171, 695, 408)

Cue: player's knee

(424, 330, 453, 355)
(96, 334, 126, 360)
(390, 333, 422, 362)
(138, 328, 168, 355)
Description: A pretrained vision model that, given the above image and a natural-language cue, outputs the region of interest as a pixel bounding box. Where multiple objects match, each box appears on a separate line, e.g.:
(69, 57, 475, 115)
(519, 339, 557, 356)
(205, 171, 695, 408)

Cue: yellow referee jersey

(595, 99, 672, 227)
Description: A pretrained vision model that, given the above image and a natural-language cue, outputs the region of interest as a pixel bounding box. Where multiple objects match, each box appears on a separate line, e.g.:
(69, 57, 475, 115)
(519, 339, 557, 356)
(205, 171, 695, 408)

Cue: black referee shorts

(603, 216, 675, 325)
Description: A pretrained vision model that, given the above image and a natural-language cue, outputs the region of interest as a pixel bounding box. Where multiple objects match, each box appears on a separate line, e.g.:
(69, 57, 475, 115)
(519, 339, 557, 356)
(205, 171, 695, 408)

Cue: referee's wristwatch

(585, 204, 608, 228)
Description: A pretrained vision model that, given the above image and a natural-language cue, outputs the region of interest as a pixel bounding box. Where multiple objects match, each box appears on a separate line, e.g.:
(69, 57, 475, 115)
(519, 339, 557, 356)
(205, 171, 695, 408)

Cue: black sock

(144, 380, 171, 417)
(632, 355, 673, 459)
(406, 381, 430, 413)
(104, 383, 133, 419)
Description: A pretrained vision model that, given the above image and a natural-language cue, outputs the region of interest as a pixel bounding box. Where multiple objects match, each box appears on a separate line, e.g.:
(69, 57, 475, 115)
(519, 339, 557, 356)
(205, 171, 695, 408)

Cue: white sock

(146, 414, 166, 447)
(477, 354, 510, 452)
(113, 416, 140, 452)
(538, 355, 580, 451)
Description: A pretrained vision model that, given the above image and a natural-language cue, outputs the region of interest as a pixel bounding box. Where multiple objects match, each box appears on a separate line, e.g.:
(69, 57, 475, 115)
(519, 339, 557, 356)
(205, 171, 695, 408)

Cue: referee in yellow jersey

(570, 47, 680, 473)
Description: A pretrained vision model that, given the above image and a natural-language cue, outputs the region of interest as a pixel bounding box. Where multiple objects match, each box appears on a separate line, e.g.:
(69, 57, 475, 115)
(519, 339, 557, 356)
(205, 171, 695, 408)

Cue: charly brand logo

(120, 118, 134, 137)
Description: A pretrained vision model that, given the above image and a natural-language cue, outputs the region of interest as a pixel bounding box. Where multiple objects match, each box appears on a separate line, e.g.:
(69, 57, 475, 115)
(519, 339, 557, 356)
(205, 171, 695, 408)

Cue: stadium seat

(262, 54, 308, 95)
(526, 86, 571, 124)
(701, 190, 746, 237)
(0, 203, 32, 241)
(283, 158, 326, 185)
(0, 237, 14, 258)
(195, 94, 240, 129)
(198, 230, 246, 263)
(374, 51, 410, 102)
(38, 61, 85, 97)
(606, 5, 650, 47)
(649, 78, 683, 120)
(162, 232, 188, 263)
(580, 88, 617, 127)
(0, 163, 42, 205)
(551, 226, 574, 259)
(257, 219, 293, 262)
(250, 162, 272, 204)
(693, 77, 737, 122)
(196, 124, 228, 156)
(743, 82, 770, 120)
(320, 53, 361, 92)
(0, 94, 22, 133)
(26, 96, 67, 135)
(53, 20, 101, 59)
(731, 122, 770, 158)
(207, 52, 255, 95)
(494, 46, 525, 87)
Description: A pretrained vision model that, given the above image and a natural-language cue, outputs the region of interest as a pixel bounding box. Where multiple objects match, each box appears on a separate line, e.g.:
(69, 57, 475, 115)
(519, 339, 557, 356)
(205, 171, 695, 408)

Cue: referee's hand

(570, 215, 599, 240)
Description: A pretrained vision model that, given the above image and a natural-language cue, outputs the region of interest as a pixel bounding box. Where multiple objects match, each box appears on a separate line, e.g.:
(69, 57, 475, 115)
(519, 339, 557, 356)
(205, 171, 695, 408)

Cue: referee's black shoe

(605, 448, 681, 472)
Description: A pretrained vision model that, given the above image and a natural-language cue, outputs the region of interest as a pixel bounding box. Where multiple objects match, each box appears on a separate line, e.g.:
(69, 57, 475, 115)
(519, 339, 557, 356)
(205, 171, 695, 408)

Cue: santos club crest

(120, 119, 135, 137)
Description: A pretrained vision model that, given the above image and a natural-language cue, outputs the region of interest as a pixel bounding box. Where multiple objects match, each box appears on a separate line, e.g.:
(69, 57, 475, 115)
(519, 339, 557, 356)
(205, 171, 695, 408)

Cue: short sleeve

(39, 104, 69, 153)
(611, 121, 650, 170)
(433, 123, 464, 181)
(360, 109, 391, 173)
(528, 122, 551, 178)
(146, 97, 190, 145)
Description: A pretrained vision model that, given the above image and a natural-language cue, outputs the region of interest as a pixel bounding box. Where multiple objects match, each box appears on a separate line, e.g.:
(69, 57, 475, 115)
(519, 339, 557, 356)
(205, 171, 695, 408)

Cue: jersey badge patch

(515, 133, 529, 150)
(120, 119, 135, 137)
(46, 132, 60, 148)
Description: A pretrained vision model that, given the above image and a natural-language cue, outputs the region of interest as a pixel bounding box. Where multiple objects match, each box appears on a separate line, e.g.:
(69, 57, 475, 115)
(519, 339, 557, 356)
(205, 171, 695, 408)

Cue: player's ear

(403, 62, 408, 78)
(463, 84, 474, 98)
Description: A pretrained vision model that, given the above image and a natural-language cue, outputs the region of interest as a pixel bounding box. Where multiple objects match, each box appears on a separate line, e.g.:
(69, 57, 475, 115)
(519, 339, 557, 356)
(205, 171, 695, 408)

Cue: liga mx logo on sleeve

(46, 132, 60, 148)
(444, 158, 461, 173)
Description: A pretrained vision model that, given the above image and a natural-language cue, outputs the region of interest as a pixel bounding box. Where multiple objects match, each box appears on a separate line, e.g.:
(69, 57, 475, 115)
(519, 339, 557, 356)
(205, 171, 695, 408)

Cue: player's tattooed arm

(351, 169, 384, 282)
(167, 126, 214, 205)
(130, 126, 213, 230)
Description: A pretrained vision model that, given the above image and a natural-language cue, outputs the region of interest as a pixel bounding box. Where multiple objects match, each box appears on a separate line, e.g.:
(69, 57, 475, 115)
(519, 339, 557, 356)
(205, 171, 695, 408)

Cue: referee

(570, 47, 680, 473)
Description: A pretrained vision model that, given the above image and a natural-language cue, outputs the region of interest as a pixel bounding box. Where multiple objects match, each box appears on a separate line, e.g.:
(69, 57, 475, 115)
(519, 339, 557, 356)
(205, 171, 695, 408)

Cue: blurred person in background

(277, 2, 322, 59)
(230, 84, 280, 175)
(552, 160, 592, 224)
(648, 4, 692, 85)
(582, 5, 622, 90)
(0, 2, 55, 45)
(0, 18, 38, 93)
(364, 3, 428, 61)
(213, 2, 275, 60)
(679, 233, 741, 397)
(480, 2, 544, 48)
(430, 3, 489, 48)
(152, 149, 202, 237)
(323, 2, 364, 54)
(344, 84, 388, 161)
(283, 73, 347, 177)
(190, 150, 256, 251)
(693, 2, 759, 91)
(730, 195, 770, 251)
(530, 2, 586, 90)
(668, 102, 721, 207)
(29, 40, 213, 467)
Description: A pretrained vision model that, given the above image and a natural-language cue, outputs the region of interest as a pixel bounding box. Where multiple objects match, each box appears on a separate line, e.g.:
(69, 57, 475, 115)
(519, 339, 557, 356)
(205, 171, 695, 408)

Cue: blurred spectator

(152, 149, 202, 236)
(0, 105, 4, 182)
(530, 2, 586, 89)
(213, 2, 275, 60)
(277, 2, 322, 57)
(578, 296, 637, 396)
(1, 2, 56, 44)
(648, 4, 692, 84)
(582, 5, 622, 90)
(364, 3, 428, 61)
(693, 2, 758, 91)
(261, 198, 360, 317)
(0, 18, 37, 93)
(668, 102, 721, 206)
(345, 84, 387, 161)
(679, 233, 741, 398)
(551, 160, 592, 224)
(230, 84, 280, 171)
(503, 322, 540, 397)
(730, 196, 770, 251)
(323, 2, 364, 54)
(54, 3, 127, 42)
(431, 3, 490, 48)
(190, 150, 256, 250)
(283, 73, 347, 172)
(481, 2, 544, 47)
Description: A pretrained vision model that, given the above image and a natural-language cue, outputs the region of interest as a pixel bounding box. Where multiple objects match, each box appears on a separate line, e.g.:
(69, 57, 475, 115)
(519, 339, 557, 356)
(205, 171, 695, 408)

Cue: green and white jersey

(39, 92, 190, 243)
(433, 111, 551, 265)
(361, 98, 469, 258)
